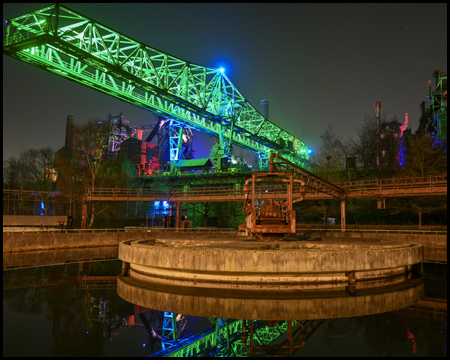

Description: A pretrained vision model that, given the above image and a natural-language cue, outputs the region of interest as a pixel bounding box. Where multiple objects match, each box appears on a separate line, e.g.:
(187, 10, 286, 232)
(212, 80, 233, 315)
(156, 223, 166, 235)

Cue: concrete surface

(312, 232, 446, 262)
(119, 238, 423, 290)
(2, 230, 251, 253)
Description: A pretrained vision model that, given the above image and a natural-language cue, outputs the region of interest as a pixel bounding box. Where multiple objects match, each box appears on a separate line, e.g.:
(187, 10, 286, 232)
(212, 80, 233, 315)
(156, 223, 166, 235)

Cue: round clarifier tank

(117, 237, 424, 319)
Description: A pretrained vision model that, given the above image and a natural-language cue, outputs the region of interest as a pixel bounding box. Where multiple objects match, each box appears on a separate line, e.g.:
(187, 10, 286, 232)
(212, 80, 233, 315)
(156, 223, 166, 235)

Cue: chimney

(65, 115, 74, 150)
(261, 100, 269, 120)
(373, 102, 382, 167)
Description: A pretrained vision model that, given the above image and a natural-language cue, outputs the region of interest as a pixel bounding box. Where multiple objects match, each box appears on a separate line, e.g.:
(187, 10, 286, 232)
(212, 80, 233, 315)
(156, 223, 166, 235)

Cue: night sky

(2, 3, 447, 161)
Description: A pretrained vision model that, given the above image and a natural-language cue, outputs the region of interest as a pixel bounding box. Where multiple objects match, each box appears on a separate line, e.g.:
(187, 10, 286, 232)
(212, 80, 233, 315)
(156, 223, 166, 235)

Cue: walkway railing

(2, 227, 239, 233)
(86, 174, 446, 202)
(337, 174, 447, 196)
(296, 228, 447, 235)
(3, 227, 445, 235)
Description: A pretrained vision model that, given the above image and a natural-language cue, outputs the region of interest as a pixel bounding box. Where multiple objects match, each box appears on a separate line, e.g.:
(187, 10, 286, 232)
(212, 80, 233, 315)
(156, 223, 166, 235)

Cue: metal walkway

(86, 174, 447, 202)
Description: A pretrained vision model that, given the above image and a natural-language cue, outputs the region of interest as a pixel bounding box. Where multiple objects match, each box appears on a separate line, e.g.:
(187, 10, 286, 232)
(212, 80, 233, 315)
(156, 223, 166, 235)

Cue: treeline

(3, 116, 447, 227)
(301, 117, 447, 227)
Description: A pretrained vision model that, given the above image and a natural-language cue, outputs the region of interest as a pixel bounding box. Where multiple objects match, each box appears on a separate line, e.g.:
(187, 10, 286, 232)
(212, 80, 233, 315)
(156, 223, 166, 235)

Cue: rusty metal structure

(241, 319, 323, 357)
(4, 172, 446, 230)
(242, 153, 346, 240)
(426, 71, 447, 145)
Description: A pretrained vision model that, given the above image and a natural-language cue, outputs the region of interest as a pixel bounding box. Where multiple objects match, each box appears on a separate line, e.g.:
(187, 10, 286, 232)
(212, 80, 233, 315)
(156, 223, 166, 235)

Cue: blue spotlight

(219, 67, 225, 73)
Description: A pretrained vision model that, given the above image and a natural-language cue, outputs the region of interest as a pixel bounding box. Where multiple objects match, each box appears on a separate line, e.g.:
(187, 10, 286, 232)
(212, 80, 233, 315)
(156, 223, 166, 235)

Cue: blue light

(143, 344, 146, 347)
(219, 67, 225, 73)
(162, 201, 169, 209)
(308, 149, 312, 154)
(154, 201, 160, 208)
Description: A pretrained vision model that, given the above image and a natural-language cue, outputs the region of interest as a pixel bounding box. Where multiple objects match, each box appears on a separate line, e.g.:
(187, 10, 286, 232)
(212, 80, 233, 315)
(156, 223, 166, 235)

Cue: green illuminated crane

(3, 4, 310, 168)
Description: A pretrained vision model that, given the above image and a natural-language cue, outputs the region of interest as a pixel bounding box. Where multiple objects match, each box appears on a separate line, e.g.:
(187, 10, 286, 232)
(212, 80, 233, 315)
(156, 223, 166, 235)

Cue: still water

(3, 249, 447, 357)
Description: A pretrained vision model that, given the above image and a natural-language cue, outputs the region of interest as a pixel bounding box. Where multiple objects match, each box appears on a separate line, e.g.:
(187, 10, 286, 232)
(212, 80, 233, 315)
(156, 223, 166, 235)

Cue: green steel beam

(3, 4, 310, 165)
(152, 319, 242, 357)
(152, 319, 299, 357)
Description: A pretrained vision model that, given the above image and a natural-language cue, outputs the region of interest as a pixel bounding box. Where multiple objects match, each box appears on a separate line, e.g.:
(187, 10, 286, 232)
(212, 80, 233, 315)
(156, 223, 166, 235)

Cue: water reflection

(2, 249, 447, 357)
(3, 246, 118, 269)
(117, 273, 424, 320)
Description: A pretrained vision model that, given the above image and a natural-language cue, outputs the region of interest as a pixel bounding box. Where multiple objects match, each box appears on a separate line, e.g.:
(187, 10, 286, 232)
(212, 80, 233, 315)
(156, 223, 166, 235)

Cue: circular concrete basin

(118, 238, 423, 291)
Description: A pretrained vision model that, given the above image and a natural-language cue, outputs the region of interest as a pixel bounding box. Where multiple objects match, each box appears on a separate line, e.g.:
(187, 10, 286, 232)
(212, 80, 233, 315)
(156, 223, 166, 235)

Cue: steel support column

(81, 202, 87, 229)
(341, 199, 346, 232)
(177, 201, 182, 229)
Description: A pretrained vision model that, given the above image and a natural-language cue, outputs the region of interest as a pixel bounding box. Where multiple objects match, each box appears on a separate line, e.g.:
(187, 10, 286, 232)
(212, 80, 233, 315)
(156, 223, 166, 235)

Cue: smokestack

(373, 102, 382, 167)
(261, 100, 269, 120)
(65, 115, 74, 150)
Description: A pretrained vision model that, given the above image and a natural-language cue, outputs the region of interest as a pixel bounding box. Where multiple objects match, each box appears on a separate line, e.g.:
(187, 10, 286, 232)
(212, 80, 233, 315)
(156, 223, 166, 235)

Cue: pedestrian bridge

(86, 174, 447, 202)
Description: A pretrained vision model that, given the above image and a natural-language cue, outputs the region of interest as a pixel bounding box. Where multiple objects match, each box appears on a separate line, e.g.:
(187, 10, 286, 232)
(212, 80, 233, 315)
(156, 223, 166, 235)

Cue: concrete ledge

(300, 231, 446, 248)
(310, 232, 446, 261)
(2, 230, 252, 253)
(129, 263, 409, 291)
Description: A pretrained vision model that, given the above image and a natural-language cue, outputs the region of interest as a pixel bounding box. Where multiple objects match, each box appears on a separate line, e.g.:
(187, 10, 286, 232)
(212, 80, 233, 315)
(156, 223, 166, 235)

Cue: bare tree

(349, 116, 378, 173)
(18, 148, 55, 215)
(389, 196, 446, 228)
(308, 126, 347, 225)
(73, 119, 111, 228)
(313, 125, 346, 172)
(187, 202, 211, 227)
(387, 134, 447, 227)
(3, 156, 24, 190)
(19, 148, 55, 191)
(402, 134, 447, 176)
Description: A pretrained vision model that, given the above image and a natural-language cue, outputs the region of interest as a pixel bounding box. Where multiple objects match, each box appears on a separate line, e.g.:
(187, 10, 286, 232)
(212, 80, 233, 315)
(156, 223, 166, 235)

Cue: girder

(151, 319, 241, 357)
(270, 153, 346, 200)
(4, 4, 310, 165)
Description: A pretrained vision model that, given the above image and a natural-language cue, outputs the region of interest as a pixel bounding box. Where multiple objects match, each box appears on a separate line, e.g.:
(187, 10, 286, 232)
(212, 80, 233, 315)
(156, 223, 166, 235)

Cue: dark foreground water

(3, 253, 447, 357)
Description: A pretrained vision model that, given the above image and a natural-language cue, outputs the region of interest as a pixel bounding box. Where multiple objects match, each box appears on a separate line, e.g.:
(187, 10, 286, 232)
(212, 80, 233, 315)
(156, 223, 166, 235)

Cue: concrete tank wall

(2, 230, 250, 253)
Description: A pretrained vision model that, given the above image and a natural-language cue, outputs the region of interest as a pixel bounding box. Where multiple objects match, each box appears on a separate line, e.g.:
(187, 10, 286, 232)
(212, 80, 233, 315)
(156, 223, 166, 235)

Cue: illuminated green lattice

(4, 4, 310, 165)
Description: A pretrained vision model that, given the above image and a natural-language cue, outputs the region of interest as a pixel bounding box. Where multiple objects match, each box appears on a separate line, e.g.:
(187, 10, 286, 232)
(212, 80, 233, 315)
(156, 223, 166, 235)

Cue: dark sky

(3, 3, 447, 160)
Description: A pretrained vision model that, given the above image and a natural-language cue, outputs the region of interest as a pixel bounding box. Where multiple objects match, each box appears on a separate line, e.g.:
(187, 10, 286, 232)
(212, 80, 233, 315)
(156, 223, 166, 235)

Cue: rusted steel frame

(269, 153, 345, 200)
(243, 174, 295, 214)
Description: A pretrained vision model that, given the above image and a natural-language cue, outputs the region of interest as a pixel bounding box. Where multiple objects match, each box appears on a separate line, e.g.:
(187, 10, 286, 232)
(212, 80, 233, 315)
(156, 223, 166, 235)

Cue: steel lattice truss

(151, 319, 310, 357)
(4, 4, 309, 165)
(270, 153, 346, 200)
(151, 319, 242, 357)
